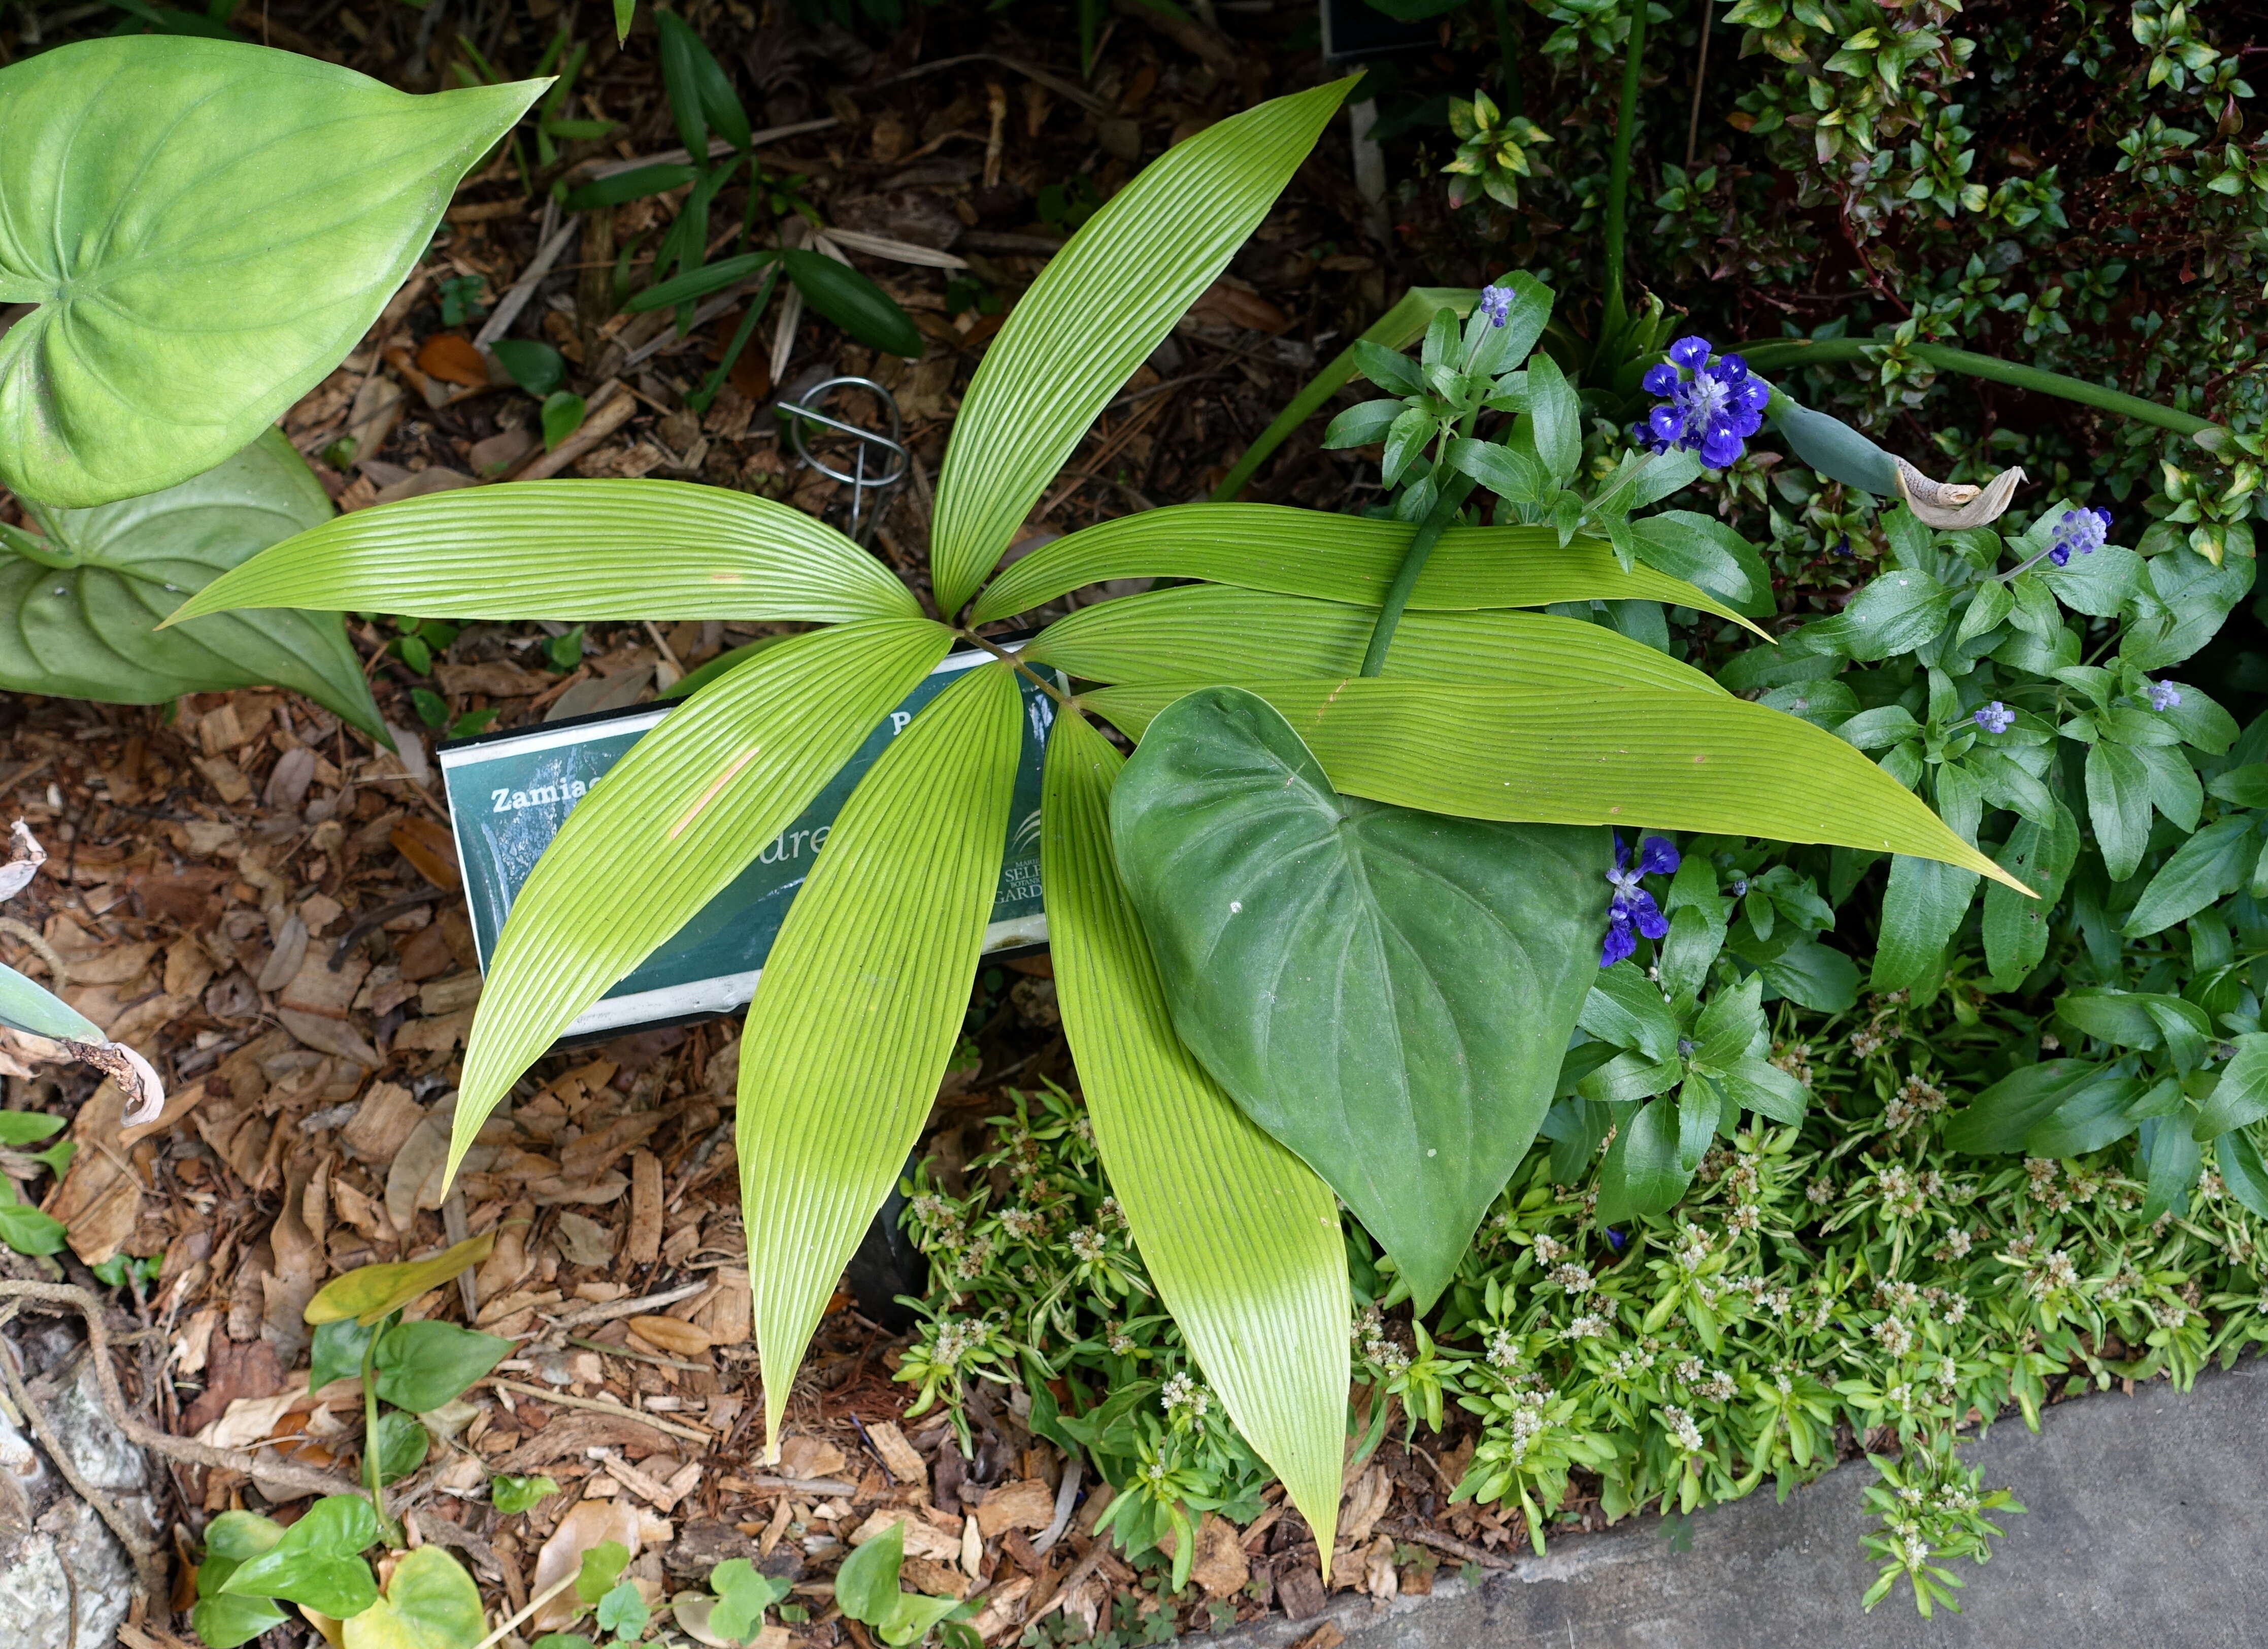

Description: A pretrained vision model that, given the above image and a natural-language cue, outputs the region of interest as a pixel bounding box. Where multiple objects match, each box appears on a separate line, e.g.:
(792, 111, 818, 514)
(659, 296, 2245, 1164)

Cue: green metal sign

(439, 648, 1052, 1039)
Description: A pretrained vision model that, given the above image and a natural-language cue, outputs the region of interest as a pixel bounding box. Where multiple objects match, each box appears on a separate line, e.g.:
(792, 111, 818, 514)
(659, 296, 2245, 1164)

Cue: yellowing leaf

(1042, 709, 1349, 1573)
(305, 1232, 494, 1326)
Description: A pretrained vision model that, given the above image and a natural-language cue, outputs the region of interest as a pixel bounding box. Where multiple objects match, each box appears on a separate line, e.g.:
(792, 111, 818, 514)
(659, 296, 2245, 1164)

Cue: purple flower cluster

(2149, 679, 2183, 712)
(1634, 337, 1769, 470)
(1479, 284, 1513, 327)
(1601, 832, 1680, 967)
(1974, 701, 2015, 734)
(2049, 506, 2111, 567)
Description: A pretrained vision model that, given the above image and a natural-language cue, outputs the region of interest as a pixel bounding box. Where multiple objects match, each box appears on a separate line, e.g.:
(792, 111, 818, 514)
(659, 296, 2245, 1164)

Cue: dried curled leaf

(1893, 459, 2027, 529)
(305, 1231, 497, 1326)
(0, 820, 46, 901)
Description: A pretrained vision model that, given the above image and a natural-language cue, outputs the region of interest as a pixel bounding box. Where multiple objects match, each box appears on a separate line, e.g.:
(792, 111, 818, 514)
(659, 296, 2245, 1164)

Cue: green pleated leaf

(168, 479, 916, 628)
(1082, 678, 2020, 888)
(1026, 586, 1728, 695)
(739, 662, 1022, 1449)
(969, 504, 1755, 630)
(0, 959, 101, 1040)
(3, 430, 382, 737)
(1042, 708, 1348, 1568)
(0, 40, 543, 507)
(932, 82, 1353, 616)
(1109, 686, 1606, 1311)
(448, 617, 952, 1178)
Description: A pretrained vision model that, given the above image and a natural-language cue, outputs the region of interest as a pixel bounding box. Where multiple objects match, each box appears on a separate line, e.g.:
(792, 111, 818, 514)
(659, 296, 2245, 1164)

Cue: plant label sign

(439, 647, 1053, 1039)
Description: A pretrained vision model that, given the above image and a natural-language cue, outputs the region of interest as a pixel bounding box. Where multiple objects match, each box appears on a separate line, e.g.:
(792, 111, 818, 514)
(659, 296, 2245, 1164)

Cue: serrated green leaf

(0, 40, 542, 506)
(931, 80, 1353, 614)
(1043, 707, 1346, 1569)
(168, 480, 916, 628)
(1081, 679, 2020, 887)
(1, 430, 383, 736)
(1110, 685, 1605, 1311)
(1024, 586, 1729, 695)
(970, 504, 1760, 630)
(451, 618, 950, 1180)
(739, 663, 1020, 1450)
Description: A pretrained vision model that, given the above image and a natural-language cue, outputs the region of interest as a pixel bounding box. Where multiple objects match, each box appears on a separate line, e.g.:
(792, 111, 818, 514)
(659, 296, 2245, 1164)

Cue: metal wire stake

(778, 375, 909, 544)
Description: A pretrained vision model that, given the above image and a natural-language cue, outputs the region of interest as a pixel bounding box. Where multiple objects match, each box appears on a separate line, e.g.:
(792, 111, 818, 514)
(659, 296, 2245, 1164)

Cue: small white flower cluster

(910, 1192, 965, 1243)
(998, 1205, 1046, 1240)
(1850, 1026, 1887, 1058)
(1606, 1340, 1660, 1381)
(1872, 1163, 1942, 1218)
(1565, 1312, 1611, 1340)
(1882, 1073, 1947, 1133)
(1067, 1226, 1106, 1262)
(1873, 1316, 1916, 1357)
(1496, 1387, 1555, 1466)
(1807, 1177, 1837, 1206)
(1353, 1305, 1411, 1374)
(2025, 1248, 2082, 1299)
(1930, 1227, 1975, 1263)
(1660, 1404, 1706, 1454)
(1097, 1195, 1128, 1231)
(1106, 1320, 1136, 1356)
(1771, 1041, 1815, 1087)
(1674, 1222, 1713, 1272)
(931, 1317, 990, 1369)
(1548, 1262, 1596, 1297)
(1486, 1328, 1522, 1370)
(1533, 1232, 1569, 1266)
(1160, 1370, 1210, 1421)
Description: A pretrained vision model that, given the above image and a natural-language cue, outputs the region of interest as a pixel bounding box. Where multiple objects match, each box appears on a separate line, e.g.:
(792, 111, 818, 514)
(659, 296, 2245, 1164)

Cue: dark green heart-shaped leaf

(0, 430, 384, 737)
(374, 1319, 513, 1412)
(0, 38, 542, 506)
(1110, 686, 1609, 1310)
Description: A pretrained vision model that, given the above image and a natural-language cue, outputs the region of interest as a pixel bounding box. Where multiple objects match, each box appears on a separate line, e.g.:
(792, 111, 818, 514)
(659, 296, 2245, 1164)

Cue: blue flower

(1600, 832, 1680, 967)
(1636, 336, 1769, 470)
(1973, 701, 2015, 734)
(1479, 284, 1513, 327)
(2047, 506, 2110, 568)
(2148, 679, 2182, 712)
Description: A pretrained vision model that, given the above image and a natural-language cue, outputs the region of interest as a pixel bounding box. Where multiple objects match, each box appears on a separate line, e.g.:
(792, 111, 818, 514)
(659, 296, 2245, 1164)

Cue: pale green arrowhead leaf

(450, 618, 952, 1179)
(740, 663, 1021, 1450)
(341, 1547, 485, 1649)
(3, 430, 382, 737)
(1109, 686, 1607, 1311)
(0, 39, 543, 506)
(0, 960, 101, 1040)
(1026, 586, 1727, 695)
(169, 478, 917, 629)
(933, 80, 1353, 616)
(969, 504, 1756, 631)
(1084, 678, 2022, 889)
(1043, 707, 1347, 1570)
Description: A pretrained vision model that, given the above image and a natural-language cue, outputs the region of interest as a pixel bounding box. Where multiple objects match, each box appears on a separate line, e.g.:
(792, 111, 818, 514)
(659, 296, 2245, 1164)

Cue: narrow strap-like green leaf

(447, 617, 952, 1178)
(1043, 708, 1349, 1570)
(165, 479, 917, 627)
(739, 661, 1023, 1452)
(1083, 678, 2020, 889)
(969, 503, 1756, 631)
(0, 959, 101, 1040)
(931, 81, 1353, 618)
(1027, 585, 1728, 695)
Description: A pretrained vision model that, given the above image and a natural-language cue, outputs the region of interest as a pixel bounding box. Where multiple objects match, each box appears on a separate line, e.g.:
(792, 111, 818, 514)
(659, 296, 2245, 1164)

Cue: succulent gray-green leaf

(0, 39, 542, 506)
(1109, 685, 1607, 1310)
(0, 430, 383, 736)
(0, 960, 99, 1040)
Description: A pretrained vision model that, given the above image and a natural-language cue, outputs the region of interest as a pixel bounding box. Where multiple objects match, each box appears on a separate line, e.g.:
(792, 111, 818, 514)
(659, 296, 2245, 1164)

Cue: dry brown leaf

(849, 1508, 960, 1564)
(417, 333, 490, 389)
(778, 1435, 847, 1480)
(626, 1149, 663, 1266)
(866, 1420, 926, 1491)
(531, 1499, 644, 1630)
(555, 1210, 617, 1267)
(628, 1315, 712, 1357)
(1340, 1464, 1391, 1548)
(384, 1103, 446, 1230)
(340, 1082, 423, 1163)
(974, 1479, 1056, 1538)
(281, 950, 368, 1019)
(1189, 1513, 1249, 1599)
(43, 1078, 139, 1265)
(390, 817, 462, 891)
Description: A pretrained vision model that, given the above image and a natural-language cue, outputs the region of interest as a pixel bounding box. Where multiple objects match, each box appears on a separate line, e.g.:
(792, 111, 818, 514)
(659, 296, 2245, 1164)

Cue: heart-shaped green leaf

(341, 1546, 486, 1649)
(1110, 686, 1608, 1309)
(221, 1493, 381, 1618)
(0, 430, 383, 737)
(374, 1320, 513, 1412)
(0, 39, 542, 506)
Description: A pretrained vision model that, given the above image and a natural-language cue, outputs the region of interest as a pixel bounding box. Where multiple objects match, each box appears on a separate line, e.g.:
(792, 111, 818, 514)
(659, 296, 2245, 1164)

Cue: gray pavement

(1220, 1357, 2267, 1647)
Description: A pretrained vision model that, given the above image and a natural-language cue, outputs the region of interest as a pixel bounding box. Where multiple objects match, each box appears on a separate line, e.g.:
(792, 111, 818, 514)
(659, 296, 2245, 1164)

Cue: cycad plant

(177, 78, 2012, 1561)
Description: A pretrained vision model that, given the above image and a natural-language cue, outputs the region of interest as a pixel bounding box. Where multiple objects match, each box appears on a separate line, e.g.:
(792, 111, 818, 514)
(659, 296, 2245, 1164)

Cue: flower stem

(1599, 0, 1651, 343)
(1735, 338, 2227, 445)
(957, 629, 1076, 709)
(1359, 474, 1477, 677)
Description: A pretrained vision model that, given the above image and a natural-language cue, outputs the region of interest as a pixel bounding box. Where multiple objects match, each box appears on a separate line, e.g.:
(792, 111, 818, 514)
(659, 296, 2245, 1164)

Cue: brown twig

(1384, 1523, 1515, 1570)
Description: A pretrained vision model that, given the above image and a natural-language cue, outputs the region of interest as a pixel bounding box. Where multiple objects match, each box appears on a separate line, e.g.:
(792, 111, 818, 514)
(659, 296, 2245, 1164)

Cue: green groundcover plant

(174, 70, 2036, 1569)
